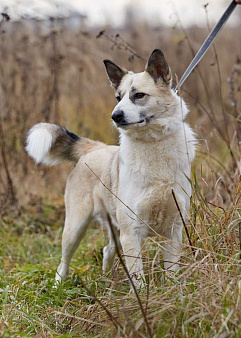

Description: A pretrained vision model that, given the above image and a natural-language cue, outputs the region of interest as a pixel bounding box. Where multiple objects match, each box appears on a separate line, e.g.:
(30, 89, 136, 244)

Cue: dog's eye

(116, 95, 121, 102)
(134, 93, 146, 100)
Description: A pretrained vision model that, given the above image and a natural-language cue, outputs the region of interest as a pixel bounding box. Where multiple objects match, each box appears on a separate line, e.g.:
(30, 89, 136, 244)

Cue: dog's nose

(112, 110, 124, 123)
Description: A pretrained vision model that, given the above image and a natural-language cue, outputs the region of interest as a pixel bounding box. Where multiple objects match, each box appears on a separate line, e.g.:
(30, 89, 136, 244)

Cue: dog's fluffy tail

(26, 123, 102, 166)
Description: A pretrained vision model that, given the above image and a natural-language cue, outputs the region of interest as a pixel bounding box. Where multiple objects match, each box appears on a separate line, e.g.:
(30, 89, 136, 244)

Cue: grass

(1, 175, 240, 337)
(0, 202, 104, 337)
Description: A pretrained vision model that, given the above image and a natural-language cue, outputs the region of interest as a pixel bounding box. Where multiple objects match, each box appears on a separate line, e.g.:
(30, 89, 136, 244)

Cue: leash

(173, 0, 237, 94)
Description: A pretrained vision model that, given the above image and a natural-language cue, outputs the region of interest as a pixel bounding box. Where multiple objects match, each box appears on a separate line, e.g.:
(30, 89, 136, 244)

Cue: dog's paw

(53, 272, 63, 289)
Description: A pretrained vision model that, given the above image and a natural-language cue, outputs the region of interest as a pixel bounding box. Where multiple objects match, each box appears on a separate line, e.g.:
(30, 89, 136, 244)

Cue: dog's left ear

(145, 49, 171, 85)
(103, 60, 128, 90)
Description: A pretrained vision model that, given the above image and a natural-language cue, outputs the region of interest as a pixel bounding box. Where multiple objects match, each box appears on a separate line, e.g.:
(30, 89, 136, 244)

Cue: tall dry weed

(0, 15, 240, 210)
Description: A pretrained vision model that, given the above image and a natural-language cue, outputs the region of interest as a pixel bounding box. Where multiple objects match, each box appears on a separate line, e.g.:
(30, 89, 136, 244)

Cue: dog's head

(104, 49, 185, 137)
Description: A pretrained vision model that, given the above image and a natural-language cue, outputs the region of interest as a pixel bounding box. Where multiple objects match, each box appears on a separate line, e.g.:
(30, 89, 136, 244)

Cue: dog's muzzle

(112, 110, 155, 128)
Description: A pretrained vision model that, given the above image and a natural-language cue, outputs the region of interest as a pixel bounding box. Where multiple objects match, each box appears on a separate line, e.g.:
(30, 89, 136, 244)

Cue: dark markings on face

(129, 86, 150, 106)
(130, 86, 137, 95)
(115, 78, 134, 103)
(115, 90, 122, 102)
(115, 81, 150, 106)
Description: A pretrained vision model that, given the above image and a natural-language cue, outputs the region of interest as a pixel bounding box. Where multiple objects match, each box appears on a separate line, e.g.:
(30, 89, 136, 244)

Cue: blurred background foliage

(0, 6, 240, 212)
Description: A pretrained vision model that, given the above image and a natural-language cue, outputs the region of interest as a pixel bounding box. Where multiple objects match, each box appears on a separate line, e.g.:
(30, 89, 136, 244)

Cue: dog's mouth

(117, 120, 145, 127)
(116, 115, 155, 129)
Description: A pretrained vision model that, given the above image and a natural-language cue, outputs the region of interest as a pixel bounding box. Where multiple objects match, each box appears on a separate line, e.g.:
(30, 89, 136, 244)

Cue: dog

(26, 49, 196, 288)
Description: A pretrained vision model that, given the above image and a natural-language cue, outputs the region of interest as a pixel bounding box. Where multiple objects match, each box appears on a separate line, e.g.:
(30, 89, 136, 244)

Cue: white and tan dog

(26, 49, 196, 288)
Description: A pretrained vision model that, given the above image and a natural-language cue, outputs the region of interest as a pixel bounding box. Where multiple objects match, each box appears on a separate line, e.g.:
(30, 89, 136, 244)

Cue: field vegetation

(0, 7, 241, 337)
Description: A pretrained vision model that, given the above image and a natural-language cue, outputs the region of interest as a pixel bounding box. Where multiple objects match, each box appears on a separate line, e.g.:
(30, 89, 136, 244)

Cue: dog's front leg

(162, 222, 182, 272)
(120, 228, 146, 289)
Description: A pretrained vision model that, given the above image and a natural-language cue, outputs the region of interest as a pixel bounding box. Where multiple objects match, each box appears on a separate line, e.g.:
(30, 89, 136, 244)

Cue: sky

(0, 0, 240, 28)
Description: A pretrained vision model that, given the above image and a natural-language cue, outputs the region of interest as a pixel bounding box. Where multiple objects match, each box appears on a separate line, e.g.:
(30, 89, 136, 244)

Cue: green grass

(0, 204, 105, 337)
(1, 184, 241, 337)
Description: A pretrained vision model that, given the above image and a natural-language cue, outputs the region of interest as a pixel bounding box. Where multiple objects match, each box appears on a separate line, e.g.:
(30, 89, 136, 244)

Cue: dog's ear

(103, 60, 128, 89)
(145, 49, 171, 85)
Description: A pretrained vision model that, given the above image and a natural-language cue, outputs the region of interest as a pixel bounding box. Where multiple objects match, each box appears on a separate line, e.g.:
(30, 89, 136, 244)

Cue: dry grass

(0, 10, 241, 337)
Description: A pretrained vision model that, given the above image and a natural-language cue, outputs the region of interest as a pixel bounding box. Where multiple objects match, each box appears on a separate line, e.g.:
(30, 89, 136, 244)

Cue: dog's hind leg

(161, 194, 185, 272)
(102, 217, 120, 273)
(55, 194, 93, 285)
(162, 223, 182, 272)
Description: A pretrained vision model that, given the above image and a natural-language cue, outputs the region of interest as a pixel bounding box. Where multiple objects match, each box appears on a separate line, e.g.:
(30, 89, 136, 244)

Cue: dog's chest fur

(119, 127, 192, 185)
(116, 126, 194, 233)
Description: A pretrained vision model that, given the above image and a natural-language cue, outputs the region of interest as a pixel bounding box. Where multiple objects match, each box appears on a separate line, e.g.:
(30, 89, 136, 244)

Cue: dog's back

(26, 121, 120, 222)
